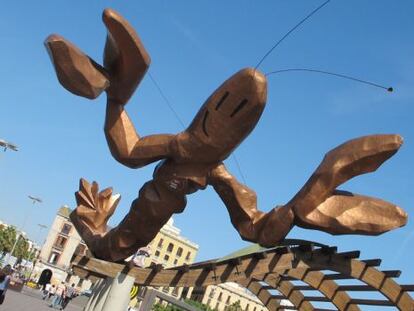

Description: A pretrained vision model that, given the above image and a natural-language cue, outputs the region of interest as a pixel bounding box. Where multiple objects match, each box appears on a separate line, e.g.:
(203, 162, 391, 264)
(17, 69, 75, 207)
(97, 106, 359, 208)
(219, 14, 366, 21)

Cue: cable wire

(255, 0, 331, 70)
(148, 71, 186, 129)
(266, 68, 393, 92)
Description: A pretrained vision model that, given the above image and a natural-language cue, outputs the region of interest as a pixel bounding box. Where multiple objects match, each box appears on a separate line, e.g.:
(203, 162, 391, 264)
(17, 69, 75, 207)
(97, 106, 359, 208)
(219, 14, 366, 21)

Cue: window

(209, 288, 216, 298)
(61, 223, 72, 235)
(226, 296, 231, 304)
(176, 247, 183, 257)
(138, 287, 147, 298)
(253, 307, 257, 311)
(185, 251, 191, 261)
(74, 244, 86, 256)
(172, 287, 179, 296)
(164, 254, 169, 261)
(48, 251, 60, 265)
(218, 293, 223, 302)
(157, 239, 164, 248)
(215, 302, 220, 310)
(155, 250, 160, 257)
(65, 274, 71, 282)
(167, 243, 174, 253)
(77, 279, 84, 287)
(53, 235, 67, 250)
(207, 299, 211, 306)
(246, 304, 250, 311)
(173, 259, 178, 265)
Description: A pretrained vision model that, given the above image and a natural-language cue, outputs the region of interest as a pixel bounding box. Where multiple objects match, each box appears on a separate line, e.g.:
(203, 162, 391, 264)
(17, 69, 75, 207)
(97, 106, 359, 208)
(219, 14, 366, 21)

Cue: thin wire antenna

(148, 71, 186, 129)
(232, 153, 247, 184)
(266, 68, 393, 92)
(255, 0, 331, 70)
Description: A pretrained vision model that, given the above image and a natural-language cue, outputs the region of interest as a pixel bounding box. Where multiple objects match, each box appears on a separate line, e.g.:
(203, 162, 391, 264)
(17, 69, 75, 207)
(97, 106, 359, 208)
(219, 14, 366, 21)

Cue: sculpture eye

(215, 91, 229, 110)
(230, 99, 248, 117)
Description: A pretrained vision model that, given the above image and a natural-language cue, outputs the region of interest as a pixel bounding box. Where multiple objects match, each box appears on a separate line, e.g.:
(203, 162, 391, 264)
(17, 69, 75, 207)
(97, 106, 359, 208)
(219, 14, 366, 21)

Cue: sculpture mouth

(202, 110, 209, 137)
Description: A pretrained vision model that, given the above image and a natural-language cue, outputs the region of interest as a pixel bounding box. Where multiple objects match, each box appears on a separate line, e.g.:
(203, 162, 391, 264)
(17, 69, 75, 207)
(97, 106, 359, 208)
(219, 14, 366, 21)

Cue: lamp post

(27, 224, 48, 282)
(0, 139, 18, 152)
(6, 195, 43, 265)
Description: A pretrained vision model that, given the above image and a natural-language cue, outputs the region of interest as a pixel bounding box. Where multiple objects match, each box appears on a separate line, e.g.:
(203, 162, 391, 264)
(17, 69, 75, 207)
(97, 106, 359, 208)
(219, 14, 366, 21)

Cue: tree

(14, 236, 30, 260)
(0, 226, 17, 253)
(0, 227, 32, 261)
(185, 299, 216, 311)
(151, 303, 184, 311)
(225, 301, 242, 311)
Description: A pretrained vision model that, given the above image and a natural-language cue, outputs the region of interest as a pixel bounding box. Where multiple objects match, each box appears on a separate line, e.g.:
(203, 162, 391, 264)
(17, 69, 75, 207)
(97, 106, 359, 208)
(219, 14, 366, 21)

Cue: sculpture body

(46, 9, 407, 262)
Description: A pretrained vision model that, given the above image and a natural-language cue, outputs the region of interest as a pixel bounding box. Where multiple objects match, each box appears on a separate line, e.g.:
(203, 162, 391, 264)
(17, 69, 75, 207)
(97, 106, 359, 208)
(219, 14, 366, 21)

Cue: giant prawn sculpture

(45, 9, 407, 262)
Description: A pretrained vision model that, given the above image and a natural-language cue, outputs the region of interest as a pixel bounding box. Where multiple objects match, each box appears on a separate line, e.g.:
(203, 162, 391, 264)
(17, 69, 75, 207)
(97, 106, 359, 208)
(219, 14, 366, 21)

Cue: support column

(139, 288, 158, 311)
(84, 278, 112, 311)
(101, 272, 135, 311)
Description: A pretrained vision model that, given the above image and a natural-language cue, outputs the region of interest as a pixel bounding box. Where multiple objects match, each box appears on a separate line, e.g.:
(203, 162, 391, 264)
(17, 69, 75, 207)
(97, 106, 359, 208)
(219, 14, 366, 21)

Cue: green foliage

(224, 300, 242, 311)
(0, 226, 17, 253)
(0, 226, 32, 260)
(151, 300, 214, 311)
(151, 303, 184, 311)
(185, 299, 216, 311)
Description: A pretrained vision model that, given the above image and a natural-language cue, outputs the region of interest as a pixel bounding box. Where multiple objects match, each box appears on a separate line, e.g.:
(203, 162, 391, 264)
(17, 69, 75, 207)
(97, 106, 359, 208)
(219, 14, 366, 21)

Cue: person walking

(49, 281, 67, 309)
(0, 265, 12, 305)
(48, 284, 56, 301)
(61, 283, 76, 309)
(42, 282, 52, 300)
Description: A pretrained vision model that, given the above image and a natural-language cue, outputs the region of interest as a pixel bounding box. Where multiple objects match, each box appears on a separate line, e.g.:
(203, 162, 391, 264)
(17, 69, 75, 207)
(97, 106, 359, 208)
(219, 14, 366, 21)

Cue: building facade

(192, 282, 268, 311)
(34, 205, 90, 288)
(35, 206, 199, 293)
(129, 218, 199, 306)
(146, 218, 199, 268)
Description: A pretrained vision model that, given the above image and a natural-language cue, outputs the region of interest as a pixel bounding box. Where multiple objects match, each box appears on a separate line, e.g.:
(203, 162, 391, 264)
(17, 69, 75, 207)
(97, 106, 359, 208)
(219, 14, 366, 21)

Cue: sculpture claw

(71, 178, 121, 236)
(289, 134, 407, 236)
(102, 8, 151, 104)
(45, 34, 109, 99)
(295, 190, 408, 235)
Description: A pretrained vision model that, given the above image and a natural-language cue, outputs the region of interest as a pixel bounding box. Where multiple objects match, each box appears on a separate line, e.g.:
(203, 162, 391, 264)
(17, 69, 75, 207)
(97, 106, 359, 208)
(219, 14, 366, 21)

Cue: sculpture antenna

(266, 68, 393, 92)
(255, 0, 331, 70)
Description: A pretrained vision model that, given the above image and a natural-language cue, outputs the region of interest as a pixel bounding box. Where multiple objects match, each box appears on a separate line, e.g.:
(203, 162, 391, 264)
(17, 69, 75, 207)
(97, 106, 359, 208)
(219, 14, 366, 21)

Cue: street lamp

(28, 196, 42, 204)
(6, 195, 43, 265)
(27, 224, 48, 281)
(0, 139, 18, 152)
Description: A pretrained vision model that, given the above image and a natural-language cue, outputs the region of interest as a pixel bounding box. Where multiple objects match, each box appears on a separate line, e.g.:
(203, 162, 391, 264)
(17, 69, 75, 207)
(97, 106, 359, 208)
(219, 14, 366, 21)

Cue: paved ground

(1, 287, 87, 311)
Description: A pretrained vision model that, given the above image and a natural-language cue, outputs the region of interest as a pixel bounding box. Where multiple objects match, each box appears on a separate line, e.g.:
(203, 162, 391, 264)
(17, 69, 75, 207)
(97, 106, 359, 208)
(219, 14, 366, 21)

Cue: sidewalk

(1, 287, 84, 311)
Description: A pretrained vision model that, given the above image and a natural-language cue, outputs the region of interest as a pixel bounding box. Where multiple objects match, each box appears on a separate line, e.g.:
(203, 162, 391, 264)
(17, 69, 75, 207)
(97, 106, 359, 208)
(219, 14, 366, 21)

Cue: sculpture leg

(71, 179, 186, 262)
(208, 164, 295, 247)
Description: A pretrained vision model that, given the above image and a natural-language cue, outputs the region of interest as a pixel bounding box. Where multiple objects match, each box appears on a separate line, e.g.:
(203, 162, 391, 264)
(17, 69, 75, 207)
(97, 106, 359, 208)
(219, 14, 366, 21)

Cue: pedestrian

(42, 282, 52, 300)
(49, 281, 66, 309)
(61, 283, 76, 309)
(0, 265, 12, 305)
(48, 284, 56, 300)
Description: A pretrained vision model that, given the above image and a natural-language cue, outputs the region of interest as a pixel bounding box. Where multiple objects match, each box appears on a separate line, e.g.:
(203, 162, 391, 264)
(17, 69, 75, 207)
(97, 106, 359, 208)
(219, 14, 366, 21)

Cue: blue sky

(1, 0, 413, 285)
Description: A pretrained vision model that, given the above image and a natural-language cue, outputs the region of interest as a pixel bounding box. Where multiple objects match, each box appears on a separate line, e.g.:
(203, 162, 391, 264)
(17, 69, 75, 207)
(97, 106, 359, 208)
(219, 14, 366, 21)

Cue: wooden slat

(350, 298, 394, 306)
(361, 259, 382, 267)
(401, 285, 414, 291)
(303, 296, 330, 302)
(336, 250, 360, 259)
(69, 244, 414, 310)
